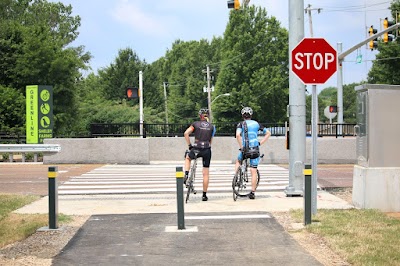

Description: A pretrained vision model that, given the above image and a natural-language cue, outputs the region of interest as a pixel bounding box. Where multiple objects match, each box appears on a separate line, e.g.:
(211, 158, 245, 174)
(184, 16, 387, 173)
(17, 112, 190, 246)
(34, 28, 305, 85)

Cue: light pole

(163, 82, 169, 135)
(210, 93, 230, 122)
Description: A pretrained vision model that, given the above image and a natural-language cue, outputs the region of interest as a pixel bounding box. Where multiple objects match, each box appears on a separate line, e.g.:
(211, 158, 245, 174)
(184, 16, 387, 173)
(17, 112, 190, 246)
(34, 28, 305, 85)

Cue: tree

(98, 48, 146, 102)
(0, 0, 91, 135)
(214, 6, 289, 123)
(0, 85, 25, 134)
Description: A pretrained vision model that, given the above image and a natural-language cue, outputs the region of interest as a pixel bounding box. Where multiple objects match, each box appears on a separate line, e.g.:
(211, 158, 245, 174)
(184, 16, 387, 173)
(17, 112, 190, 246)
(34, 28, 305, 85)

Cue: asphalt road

(0, 163, 354, 195)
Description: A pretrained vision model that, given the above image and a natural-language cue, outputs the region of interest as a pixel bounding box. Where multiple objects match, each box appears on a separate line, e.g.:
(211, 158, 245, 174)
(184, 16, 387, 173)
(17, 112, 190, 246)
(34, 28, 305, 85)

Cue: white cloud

(111, 0, 175, 37)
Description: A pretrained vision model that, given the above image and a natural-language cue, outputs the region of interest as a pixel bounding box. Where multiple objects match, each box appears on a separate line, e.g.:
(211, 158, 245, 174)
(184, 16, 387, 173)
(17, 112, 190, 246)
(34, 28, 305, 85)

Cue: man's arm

(236, 129, 243, 150)
(184, 126, 194, 146)
(259, 129, 271, 146)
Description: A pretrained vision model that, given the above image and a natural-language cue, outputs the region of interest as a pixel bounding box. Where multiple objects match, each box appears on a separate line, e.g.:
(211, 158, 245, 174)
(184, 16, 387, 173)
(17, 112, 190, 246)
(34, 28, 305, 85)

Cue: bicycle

(232, 149, 263, 201)
(185, 149, 199, 203)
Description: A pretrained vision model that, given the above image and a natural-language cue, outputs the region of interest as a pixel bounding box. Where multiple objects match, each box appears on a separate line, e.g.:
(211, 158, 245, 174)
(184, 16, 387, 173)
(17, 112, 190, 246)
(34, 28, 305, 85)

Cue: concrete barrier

(43, 137, 356, 164)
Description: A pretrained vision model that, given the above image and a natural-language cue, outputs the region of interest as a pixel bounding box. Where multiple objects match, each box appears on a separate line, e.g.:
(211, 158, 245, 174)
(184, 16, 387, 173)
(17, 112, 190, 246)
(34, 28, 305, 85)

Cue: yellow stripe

(176, 171, 184, 178)
(303, 169, 312, 176)
(48, 172, 57, 178)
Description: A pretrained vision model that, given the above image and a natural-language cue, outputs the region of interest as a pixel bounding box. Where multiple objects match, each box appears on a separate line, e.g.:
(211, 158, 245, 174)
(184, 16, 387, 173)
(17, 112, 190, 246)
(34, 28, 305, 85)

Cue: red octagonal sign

(291, 38, 337, 85)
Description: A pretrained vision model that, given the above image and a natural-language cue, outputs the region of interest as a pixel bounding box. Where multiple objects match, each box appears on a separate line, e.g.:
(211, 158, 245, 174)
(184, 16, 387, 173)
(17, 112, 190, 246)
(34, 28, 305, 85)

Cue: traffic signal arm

(338, 23, 400, 61)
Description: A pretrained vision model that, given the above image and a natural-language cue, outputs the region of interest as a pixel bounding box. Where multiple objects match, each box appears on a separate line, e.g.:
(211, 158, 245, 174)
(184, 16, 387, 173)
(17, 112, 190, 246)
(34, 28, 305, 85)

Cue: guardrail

(0, 144, 61, 162)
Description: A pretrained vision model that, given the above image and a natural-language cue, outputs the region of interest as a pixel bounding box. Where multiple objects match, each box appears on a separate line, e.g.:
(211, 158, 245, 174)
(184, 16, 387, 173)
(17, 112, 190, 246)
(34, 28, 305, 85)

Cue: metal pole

(337, 43, 344, 136)
(304, 164, 312, 225)
(206, 65, 213, 123)
(286, 0, 305, 196)
(307, 4, 318, 214)
(139, 71, 144, 138)
(176, 166, 185, 230)
(48, 166, 58, 229)
(163, 82, 169, 135)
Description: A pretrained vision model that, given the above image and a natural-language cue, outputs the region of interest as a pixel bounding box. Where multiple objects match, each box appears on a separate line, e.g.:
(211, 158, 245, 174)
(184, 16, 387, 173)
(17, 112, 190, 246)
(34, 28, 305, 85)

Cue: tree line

(1, 0, 399, 136)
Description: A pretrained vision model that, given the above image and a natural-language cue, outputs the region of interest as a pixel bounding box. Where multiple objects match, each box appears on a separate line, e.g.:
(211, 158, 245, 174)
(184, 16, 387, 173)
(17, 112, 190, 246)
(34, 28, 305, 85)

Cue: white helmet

(241, 107, 253, 117)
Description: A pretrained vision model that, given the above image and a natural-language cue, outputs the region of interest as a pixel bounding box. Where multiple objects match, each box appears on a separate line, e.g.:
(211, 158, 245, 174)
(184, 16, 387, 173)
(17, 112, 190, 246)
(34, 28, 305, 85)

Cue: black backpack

(242, 121, 260, 159)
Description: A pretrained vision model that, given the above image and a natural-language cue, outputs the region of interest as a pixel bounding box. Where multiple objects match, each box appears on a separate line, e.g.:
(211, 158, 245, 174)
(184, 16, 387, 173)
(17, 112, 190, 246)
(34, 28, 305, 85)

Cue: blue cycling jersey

(236, 119, 267, 148)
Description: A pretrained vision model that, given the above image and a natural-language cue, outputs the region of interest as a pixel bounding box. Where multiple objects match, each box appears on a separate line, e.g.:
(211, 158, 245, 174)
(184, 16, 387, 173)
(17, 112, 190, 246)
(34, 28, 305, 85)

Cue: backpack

(242, 121, 260, 159)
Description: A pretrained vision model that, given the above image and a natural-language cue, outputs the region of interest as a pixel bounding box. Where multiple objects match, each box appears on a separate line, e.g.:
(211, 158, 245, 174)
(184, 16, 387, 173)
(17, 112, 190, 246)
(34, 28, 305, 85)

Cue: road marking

(185, 214, 271, 220)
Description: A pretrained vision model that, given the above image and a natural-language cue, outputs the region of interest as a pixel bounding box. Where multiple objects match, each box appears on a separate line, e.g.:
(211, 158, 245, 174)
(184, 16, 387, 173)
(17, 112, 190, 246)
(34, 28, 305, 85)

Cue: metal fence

(0, 123, 357, 143)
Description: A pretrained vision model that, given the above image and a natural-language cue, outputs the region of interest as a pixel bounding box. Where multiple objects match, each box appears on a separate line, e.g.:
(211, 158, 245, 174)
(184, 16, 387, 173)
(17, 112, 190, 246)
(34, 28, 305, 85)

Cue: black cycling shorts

(188, 148, 212, 168)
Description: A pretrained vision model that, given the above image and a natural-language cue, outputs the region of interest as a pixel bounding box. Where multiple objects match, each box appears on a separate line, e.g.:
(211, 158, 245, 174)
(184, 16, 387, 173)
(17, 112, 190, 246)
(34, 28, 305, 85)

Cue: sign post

(291, 38, 337, 215)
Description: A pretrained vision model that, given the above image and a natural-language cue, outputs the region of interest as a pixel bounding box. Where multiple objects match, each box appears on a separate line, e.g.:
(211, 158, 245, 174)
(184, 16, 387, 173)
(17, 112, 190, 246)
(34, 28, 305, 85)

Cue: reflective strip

(303, 169, 312, 176)
(48, 172, 57, 178)
(176, 171, 184, 178)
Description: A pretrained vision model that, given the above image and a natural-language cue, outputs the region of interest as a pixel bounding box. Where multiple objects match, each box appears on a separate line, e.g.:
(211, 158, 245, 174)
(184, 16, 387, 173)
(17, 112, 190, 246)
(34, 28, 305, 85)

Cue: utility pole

(163, 82, 169, 135)
(305, 4, 322, 215)
(286, 0, 305, 197)
(202, 65, 214, 123)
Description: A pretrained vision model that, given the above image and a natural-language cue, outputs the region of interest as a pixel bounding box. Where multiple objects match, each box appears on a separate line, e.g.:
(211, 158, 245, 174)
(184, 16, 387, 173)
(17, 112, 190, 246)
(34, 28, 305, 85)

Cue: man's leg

(184, 156, 191, 184)
(202, 167, 209, 192)
(250, 167, 258, 191)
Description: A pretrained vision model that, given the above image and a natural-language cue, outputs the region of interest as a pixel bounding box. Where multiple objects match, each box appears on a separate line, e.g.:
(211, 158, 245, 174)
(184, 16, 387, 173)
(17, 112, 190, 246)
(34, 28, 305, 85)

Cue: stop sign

(291, 38, 337, 85)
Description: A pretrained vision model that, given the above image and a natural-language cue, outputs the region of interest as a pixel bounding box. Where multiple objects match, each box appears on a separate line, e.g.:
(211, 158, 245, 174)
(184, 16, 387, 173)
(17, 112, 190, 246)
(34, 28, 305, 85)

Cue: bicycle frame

(185, 150, 199, 203)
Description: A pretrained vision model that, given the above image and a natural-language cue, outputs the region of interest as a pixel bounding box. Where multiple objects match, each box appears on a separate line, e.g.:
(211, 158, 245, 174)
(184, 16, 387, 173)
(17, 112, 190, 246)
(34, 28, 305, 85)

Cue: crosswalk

(58, 163, 290, 196)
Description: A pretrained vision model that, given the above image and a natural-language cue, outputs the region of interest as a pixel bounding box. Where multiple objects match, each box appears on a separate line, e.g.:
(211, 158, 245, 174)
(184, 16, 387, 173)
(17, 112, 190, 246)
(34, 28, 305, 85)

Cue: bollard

(176, 166, 185, 230)
(303, 164, 312, 225)
(48, 166, 58, 229)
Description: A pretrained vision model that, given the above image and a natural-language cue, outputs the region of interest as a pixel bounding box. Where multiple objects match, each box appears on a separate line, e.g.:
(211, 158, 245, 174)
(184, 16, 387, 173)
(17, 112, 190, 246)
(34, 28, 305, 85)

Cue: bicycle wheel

(256, 169, 260, 189)
(232, 167, 241, 201)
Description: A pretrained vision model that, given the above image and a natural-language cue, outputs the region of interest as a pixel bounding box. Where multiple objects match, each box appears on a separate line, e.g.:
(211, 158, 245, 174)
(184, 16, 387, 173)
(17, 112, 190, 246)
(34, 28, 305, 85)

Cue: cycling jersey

(236, 119, 267, 167)
(190, 120, 216, 149)
(236, 120, 267, 148)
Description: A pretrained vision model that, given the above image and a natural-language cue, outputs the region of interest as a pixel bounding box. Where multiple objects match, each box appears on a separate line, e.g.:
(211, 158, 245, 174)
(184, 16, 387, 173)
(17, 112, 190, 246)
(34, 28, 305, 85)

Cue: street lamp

(210, 93, 231, 123)
(211, 93, 230, 105)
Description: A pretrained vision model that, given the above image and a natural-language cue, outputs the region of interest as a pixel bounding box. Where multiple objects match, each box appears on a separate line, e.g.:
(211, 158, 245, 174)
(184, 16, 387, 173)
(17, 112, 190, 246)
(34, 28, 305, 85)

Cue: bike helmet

(241, 107, 253, 118)
(198, 108, 209, 120)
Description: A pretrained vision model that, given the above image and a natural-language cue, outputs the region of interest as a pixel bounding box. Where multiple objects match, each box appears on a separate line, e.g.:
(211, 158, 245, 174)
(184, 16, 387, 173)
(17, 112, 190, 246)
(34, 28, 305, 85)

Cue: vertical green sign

(26, 85, 54, 144)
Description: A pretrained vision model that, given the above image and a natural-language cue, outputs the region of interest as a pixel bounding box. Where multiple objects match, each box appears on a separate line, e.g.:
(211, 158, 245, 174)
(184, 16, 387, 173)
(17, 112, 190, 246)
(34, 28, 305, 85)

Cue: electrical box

(355, 84, 400, 167)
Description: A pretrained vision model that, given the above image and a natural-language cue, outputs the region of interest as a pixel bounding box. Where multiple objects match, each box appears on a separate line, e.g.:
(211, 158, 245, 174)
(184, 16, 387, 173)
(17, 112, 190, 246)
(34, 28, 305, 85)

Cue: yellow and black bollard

(48, 166, 58, 229)
(303, 164, 312, 225)
(176, 166, 185, 230)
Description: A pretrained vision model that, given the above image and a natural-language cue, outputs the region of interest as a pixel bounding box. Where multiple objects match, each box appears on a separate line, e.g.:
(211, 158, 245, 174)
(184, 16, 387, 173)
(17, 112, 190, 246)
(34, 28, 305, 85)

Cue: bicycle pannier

(244, 146, 260, 159)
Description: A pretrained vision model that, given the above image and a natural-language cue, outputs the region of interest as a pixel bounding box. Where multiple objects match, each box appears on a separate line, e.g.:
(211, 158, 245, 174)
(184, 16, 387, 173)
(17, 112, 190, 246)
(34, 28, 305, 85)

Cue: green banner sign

(26, 85, 54, 144)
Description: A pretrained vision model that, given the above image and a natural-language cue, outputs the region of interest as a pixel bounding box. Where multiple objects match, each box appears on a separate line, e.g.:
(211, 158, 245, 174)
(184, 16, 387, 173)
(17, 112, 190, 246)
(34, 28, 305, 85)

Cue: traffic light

(383, 17, 395, 43)
(329, 106, 337, 113)
(227, 0, 240, 10)
(368, 25, 378, 50)
(126, 87, 138, 99)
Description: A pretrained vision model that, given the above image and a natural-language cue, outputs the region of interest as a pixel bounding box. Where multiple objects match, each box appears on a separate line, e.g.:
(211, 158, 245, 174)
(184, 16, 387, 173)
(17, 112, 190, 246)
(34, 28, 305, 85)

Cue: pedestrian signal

(329, 106, 337, 113)
(126, 87, 138, 99)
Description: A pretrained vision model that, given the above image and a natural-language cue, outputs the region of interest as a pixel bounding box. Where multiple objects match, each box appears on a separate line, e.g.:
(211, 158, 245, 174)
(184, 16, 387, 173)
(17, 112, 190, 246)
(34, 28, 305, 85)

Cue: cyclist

(235, 106, 271, 199)
(184, 108, 216, 201)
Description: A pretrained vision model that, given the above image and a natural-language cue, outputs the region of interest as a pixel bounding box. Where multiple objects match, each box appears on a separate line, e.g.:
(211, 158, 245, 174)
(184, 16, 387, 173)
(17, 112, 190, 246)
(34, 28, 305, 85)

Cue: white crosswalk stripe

(58, 164, 289, 196)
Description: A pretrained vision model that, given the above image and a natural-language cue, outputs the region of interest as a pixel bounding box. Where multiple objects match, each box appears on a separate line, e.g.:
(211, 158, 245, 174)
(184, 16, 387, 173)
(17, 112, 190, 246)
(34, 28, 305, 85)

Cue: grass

(291, 208, 400, 266)
(0, 194, 71, 248)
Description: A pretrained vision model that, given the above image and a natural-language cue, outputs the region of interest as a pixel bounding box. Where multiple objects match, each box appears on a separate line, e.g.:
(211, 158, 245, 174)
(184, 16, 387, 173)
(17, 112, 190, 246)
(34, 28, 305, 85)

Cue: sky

(52, 0, 393, 90)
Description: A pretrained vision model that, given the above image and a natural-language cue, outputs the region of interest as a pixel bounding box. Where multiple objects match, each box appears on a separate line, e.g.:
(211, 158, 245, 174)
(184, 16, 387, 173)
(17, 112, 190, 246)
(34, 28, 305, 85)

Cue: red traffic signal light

(126, 87, 138, 99)
(329, 106, 337, 113)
